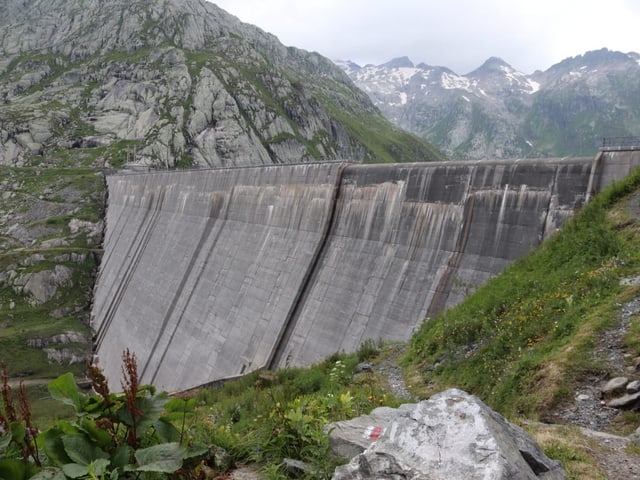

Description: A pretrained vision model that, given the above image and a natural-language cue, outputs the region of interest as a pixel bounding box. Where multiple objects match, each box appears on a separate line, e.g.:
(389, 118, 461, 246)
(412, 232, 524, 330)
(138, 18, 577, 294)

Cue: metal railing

(601, 137, 640, 149)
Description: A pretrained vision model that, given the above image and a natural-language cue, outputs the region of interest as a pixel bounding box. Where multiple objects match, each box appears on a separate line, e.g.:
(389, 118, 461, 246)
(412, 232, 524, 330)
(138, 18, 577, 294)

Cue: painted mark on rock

(363, 425, 384, 441)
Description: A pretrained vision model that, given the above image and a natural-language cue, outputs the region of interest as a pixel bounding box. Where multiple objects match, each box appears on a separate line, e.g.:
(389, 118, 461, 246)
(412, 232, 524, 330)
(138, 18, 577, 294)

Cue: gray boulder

(607, 392, 640, 409)
(332, 389, 566, 480)
(15, 265, 73, 305)
(601, 377, 629, 395)
(326, 404, 416, 459)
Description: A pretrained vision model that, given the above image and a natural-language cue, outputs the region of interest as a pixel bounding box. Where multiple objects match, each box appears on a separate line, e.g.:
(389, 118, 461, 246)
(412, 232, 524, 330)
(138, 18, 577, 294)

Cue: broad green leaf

(83, 396, 107, 415)
(132, 442, 186, 473)
(9, 422, 26, 445)
(62, 434, 109, 466)
(40, 428, 73, 467)
(0, 458, 29, 480)
(87, 458, 110, 477)
(110, 444, 133, 472)
(61, 463, 88, 479)
(51, 420, 78, 435)
(48, 374, 86, 412)
(78, 417, 112, 449)
(184, 442, 209, 460)
(151, 418, 180, 443)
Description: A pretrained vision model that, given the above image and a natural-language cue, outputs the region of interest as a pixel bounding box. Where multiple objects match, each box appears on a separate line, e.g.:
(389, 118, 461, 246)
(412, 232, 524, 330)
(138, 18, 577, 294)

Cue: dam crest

(92, 150, 640, 391)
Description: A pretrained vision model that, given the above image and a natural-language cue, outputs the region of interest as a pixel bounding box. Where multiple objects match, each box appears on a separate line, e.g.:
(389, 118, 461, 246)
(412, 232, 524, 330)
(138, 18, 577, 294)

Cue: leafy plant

(192, 352, 401, 479)
(0, 351, 211, 479)
(36, 351, 209, 479)
(0, 369, 42, 480)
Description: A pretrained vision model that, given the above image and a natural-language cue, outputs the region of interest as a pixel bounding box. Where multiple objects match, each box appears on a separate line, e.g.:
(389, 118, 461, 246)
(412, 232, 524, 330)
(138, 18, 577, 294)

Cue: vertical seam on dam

(94, 189, 165, 350)
(141, 189, 235, 384)
(266, 162, 349, 370)
(539, 166, 558, 241)
(426, 193, 476, 318)
(586, 151, 604, 203)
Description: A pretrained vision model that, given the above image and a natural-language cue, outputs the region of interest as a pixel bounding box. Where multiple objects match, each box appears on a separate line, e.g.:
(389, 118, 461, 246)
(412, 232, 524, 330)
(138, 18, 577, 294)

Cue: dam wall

(92, 151, 640, 391)
(93, 163, 345, 390)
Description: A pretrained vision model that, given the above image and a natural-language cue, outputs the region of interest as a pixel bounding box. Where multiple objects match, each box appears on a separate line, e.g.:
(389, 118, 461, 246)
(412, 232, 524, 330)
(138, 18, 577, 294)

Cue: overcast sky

(210, 0, 640, 75)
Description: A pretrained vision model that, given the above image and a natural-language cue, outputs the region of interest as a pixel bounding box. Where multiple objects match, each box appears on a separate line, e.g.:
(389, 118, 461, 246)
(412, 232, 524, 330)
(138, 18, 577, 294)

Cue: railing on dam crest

(601, 137, 640, 150)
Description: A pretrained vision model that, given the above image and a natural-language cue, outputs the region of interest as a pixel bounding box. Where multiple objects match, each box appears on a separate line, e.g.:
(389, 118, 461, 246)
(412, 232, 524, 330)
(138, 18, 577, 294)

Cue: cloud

(210, 0, 640, 74)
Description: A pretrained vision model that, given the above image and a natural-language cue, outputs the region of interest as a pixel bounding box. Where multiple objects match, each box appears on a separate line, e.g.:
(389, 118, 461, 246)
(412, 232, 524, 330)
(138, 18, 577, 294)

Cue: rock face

(331, 389, 566, 480)
(14, 265, 73, 305)
(602, 376, 640, 409)
(326, 404, 417, 460)
(0, 164, 103, 377)
(0, 0, 441, 167)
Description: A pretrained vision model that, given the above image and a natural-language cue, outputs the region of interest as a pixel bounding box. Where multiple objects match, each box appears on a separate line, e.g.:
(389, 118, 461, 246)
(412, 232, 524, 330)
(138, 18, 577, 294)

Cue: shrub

(356, 338, 381, 362)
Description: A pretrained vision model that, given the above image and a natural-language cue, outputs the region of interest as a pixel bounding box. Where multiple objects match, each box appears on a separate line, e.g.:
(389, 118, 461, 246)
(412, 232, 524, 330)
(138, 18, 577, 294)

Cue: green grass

(191, 346, 400, 476)
(0, 289, 90, 377)
(525, 424, 607, 480)
(328, 107, 443, 163)
(407, 166, 640, 420)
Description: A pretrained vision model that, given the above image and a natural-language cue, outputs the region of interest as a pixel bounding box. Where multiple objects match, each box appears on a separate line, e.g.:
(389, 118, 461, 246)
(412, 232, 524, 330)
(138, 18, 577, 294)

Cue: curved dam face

(92, 151, 640, 391)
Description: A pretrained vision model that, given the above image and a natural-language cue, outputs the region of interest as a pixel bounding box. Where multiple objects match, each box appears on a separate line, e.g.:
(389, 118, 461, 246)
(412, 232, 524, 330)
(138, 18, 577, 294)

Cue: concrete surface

(91, 151, 640, 391)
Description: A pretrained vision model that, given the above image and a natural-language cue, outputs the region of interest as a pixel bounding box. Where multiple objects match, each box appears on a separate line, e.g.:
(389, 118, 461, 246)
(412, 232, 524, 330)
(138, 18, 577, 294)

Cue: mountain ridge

(338, 48, 640, 159)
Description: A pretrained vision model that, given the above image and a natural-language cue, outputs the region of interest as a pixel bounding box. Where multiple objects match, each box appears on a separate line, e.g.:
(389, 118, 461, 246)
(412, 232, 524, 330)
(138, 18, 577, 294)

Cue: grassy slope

(407, 166, 640, 420)
(0, 163, 104, 424)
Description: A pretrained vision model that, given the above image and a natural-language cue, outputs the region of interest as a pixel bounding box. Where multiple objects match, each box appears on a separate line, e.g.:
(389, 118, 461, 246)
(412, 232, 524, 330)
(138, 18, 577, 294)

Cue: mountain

(339, 49, 640, 159)
(0, 0, 441, 167)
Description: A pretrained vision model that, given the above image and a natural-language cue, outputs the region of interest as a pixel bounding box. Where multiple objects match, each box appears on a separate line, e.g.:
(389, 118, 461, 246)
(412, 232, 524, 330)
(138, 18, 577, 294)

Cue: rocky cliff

(0, 0, 441, 168)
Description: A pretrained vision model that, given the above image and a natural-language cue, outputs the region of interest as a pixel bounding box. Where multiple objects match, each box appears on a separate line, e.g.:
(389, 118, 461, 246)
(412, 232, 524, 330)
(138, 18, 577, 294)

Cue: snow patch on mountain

(441, 72, 474, 92)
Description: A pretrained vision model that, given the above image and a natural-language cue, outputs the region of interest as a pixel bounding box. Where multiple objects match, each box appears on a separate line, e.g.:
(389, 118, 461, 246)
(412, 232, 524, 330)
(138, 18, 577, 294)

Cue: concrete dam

(91, 149, 640, 392)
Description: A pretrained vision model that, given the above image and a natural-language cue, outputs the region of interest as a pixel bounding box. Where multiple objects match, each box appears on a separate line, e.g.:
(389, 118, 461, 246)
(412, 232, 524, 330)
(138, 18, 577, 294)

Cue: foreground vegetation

(0, 343, 399, 479)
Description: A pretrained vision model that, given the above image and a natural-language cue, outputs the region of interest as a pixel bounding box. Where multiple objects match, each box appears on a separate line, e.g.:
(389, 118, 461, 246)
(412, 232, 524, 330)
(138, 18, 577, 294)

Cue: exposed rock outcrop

(0, 0, 441, 167)
(14, 265, 73, 305)
(27, 330, 90, 365)
(330, 389, 566, 480)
